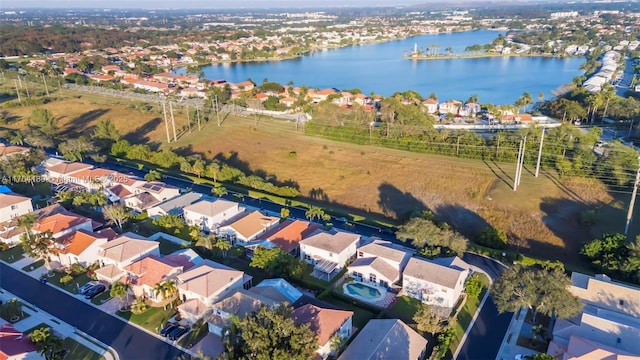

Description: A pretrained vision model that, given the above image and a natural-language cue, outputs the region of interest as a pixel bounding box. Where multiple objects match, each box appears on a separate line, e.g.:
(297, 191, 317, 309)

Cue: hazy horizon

(1, 0, 512, 9)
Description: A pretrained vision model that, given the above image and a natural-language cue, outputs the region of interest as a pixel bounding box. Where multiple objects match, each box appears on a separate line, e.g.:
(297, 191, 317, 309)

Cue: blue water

(182, 30, 585, 105)
(346, 283, 381, 299)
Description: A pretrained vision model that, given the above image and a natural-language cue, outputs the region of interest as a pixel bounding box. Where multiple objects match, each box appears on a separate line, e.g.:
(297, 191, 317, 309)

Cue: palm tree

(600, 83, 616, 120)
(530, 324, 548, 346)
(20, 230, 56, 270)
(30, 328, 63, 360)
(154, 280, 178, 308)
(17, 213, 38, 241)
(214, 238, 232, 259)
(131, 297, 148, 315)
(305, 206, 325, 223)
(110, 282, 131, 310)
(196, 235, 215, 256)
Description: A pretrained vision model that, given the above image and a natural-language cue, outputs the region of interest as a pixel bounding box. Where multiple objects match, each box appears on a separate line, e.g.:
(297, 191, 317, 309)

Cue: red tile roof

(124, 255, 182, 288)
(58, 229, 106, 255)
(265, 220, 320, 253)
(33, 212, 90, 235)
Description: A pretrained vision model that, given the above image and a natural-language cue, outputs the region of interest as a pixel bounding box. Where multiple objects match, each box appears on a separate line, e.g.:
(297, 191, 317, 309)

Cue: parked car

(78, 281, 98, 294)
(160, 323, 179, 337)
(84, 284, 106, 299)
(167, 326, 189, 340)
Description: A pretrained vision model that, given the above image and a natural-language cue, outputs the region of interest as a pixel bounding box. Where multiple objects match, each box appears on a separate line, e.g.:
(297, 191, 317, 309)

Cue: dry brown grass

(1, 90, 620, 266)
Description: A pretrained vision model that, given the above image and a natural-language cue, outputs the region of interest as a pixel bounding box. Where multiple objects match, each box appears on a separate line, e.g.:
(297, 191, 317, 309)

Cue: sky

(2, 0, 436, 9)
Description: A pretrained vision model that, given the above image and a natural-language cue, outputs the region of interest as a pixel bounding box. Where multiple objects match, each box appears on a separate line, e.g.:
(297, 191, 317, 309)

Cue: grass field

(117, 307, 175, 333)
(1, 82, 633, 267)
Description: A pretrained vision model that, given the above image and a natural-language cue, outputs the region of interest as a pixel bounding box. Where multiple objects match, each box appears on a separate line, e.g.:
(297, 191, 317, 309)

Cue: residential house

(64, 168, 117, 191)
(292, 304, 354, 360)
(248, 278, 303, 304)
(183, 199, 244, 233)
(132, 80, 170, 93)
(501, 113, 533, 124)
(124, 255, 183, 303)
(438, 100, 462, 114)
(44, 161, 93, 182)
(146, 192, 204, 218)
(123, 192, 160, 213)
(206, 289, 280, 335)
(402, 256, 471, 309)
(348, 240, 413, 289)
(461, 102, 481, 117)
(101, 65, 121, 73)
(311, 89, 337, 103)
(217, 210, 280, 246)
(176, 263, 246, 311)
(0, 192, 33, 223)
(338, 319, 427, 360)
(0, 324, 43, 360)
(33, 210, 95, 239)
(353, 93, 372, 106)
(299, 230, 360, 280)
(279, 97, 296, 107)
(96, 232, 160, 270)
(131, 182, 180, 203)
(0, 143, 29, 159)
(422, 98, 438, 114)
(233, 81, 254, 92)
(255, 219, 320, 256)
(56, 228, 116, 267)
(0, 204, 70, 245)
(89, 74, 114, 83)
(547, 273, 640, 358)
(255, 93, 269, 102)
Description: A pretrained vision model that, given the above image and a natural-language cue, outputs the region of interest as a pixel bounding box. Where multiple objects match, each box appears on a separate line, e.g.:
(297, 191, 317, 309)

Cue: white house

(56, 228, 116, 267)
(146, 192, 204, 218)
(402, 256, 470, 309)
(183, 199, 244, 233)
(96, 233, 160, 269)
(44, 161, 92, 181)
(348, 240, 413, 289)
(422, 99, 438, 113)
(176, 264, 245, 309)
(338, 319, 427, 360)
(0, 192, 33, 223)
(299, 230, 360, 280)
(217, 210, 280, 246)
(132, 181, 181, 203)
(292, 304, 353, 360)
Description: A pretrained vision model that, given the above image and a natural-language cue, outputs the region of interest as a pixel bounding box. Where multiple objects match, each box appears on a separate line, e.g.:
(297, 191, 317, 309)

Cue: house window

(10, 205, 18, 211)
(380, 280, 388, 288)
(304, 254, 312, 260)
(620, 300, 625, 306)
(328, 252, 333, 258)
(358, 251, 363, 257)
(369, 274, 376, 282)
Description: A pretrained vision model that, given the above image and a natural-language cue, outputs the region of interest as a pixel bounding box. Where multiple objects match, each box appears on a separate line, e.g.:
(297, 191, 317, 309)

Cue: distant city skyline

(2, 0, 451, 9)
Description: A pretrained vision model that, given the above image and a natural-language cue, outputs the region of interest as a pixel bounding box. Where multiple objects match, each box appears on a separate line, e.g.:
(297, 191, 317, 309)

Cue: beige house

(547, 273, 640, 358)
(176, 264, 245, 312)
(348, 240, 413, 289)
(402, 256, 470, 309)
(338, 319, 427, 360)
(96, 233, 160, 269)
(292, 304, 353, 360)
(206, 289, 280, 335)
(300, 230, 360, 280)
(217, 210, 280, 246)
(183, 199, 244, 233)
(0, 192, 33, 223)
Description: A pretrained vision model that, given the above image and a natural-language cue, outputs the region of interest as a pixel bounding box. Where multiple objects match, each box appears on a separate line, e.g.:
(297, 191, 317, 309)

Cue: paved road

(0, 263, 186, 360)
(458, 253, 512, 360)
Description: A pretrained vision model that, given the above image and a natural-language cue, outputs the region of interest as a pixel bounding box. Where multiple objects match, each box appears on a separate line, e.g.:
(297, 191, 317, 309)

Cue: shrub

(60, 275, 74, 285)
(477, 226, 508, 249)
(465, 274, 483, 298)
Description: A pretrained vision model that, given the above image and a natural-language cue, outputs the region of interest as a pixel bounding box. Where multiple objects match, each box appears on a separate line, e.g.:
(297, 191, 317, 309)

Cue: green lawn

(117, 307, 176, 333)
(449, 274, 490, 354)
(63, 337, 106, 360)
(0, 300, 30, 323)
(0, 246, 25, 263)
(47, 271, 92, 294)
(90, 291, 112, 306)
(21, 259, 45, 272)
(156, 237, 188, 256)
(390, 296, 422, 323)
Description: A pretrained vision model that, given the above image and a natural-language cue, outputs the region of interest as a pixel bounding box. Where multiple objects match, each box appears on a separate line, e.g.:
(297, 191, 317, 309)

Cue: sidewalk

(494, 308, 540, 360)
(0, 288, 119, 360)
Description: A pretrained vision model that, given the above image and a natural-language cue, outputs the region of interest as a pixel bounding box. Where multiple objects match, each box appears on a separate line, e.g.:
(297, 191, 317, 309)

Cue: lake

(182, 30, 585, 105)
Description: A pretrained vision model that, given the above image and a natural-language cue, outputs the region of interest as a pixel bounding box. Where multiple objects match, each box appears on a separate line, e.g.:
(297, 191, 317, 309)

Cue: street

(0, 262, 186, 360)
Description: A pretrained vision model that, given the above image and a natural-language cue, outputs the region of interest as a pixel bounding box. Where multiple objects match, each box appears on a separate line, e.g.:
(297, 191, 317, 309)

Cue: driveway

(0, 263, 186, 360)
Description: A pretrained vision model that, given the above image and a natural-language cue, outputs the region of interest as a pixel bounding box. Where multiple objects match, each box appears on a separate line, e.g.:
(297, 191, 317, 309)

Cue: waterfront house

(217, 210, 280, 246)
(338, 319, 427, 360)
(347, 240, 413, 289)
(0, 192, 33, 223)
(176, 264, 245, 312)
(183, 198, 244, 233)
(402, 256, 471, 309)
(232, 80, 254, 92)
(299, 229, 360, 280)
(206, 289, 280, 335)
(123, 255, 183, 303)
(96, 232, 160, 269)
(547, 273, 640, 358)
(311, 88, 337, 103)
(422, 98, 438, 113)
(292, 304, 353, 360)
(146, 192, 204, 218)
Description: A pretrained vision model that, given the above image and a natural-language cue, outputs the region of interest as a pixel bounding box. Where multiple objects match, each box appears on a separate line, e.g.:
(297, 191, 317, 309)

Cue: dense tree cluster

(396, 211, 468, 257)
(581, 233, 640, 283)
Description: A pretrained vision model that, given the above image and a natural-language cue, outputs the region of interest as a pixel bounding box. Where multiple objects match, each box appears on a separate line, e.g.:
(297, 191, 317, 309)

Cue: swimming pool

(345, 283, 382, 299)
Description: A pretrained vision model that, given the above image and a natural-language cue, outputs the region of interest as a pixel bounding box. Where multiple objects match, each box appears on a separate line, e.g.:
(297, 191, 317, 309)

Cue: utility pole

(624, 157, 640, 235)
(197, 106, 201, 131)
(42, 74, 50, 97)
(14, 80, 21, 102)
(517, 136, 527, 186)
(17, 75, 22, 89)
(215, 95, 221, 127)
(514, 138, 524, 191)
(186, 106, 191, 133)
(535, 128, 545, 177)
(162, 100, 171, 143)
(169, 101, 177, 141)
